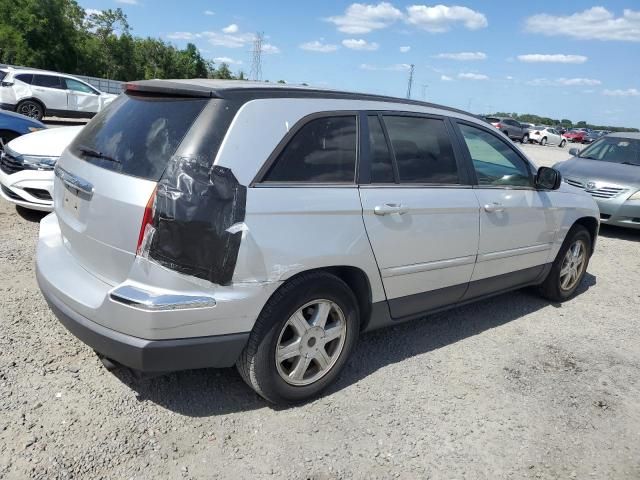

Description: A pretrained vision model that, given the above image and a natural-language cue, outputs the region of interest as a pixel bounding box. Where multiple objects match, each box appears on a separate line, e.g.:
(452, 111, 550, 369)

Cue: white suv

(0, 67, 117, 120)
(36, 80, 599, 404)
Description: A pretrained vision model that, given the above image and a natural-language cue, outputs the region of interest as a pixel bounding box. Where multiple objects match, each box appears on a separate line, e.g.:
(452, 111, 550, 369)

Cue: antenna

(250, 32, 264, 81)
(406, 64, 415, 99)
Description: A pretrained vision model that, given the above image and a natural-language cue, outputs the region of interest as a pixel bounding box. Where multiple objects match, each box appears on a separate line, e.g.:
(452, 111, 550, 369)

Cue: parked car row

(0, 66, 117, 120)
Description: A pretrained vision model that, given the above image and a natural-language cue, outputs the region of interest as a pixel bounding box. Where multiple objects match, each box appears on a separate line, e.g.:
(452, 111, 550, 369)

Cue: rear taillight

(495, 123, 502, 129)
(136, 188, 157, 256)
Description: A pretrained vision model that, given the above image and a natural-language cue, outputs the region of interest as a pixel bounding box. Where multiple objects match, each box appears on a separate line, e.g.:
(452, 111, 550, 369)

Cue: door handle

(483, 202, 504, 213)
(374, 203, 409, 216)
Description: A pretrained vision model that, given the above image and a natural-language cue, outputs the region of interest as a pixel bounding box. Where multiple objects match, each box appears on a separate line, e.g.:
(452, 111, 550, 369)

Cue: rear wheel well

(280, 266, 373, 332)
(573, 217, 599, 251)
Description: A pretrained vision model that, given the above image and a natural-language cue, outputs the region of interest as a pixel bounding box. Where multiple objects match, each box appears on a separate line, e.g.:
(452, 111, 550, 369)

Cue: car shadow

(114, 273, 596, 416)
(598, 224, 640, 241)
(15, 205, 48, 222)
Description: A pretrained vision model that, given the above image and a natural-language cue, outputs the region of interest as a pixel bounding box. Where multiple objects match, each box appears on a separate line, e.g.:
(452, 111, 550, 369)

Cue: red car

(562, 129, 588, 143)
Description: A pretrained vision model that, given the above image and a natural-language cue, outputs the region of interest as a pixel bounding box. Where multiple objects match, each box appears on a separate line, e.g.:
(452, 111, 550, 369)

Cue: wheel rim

(559, 240, 587, 291)
(19, 103, 41, 118)
(275, 299, 347, 386)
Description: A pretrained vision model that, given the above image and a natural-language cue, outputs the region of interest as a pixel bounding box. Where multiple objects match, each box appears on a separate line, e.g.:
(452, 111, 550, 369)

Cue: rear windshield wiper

(77, 145, 120, 164)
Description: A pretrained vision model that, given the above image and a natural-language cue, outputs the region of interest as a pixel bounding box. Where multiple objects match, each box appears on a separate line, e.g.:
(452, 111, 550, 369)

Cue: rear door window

(32, 75, 64, 89)
(382, 115, 460, 184)
(69, 94, 209, 181)
(263, 115, 357, 183)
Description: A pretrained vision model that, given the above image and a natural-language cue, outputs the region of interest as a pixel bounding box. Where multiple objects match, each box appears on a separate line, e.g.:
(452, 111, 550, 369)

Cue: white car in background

(0, 126, 82, 211)
(0, 67, 117, 121)
(530, 126, 566, 147)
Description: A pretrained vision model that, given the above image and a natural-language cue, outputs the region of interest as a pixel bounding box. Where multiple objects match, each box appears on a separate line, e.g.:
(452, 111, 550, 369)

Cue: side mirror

(568, 147, 580, 156)
(535, 166, 561, 190)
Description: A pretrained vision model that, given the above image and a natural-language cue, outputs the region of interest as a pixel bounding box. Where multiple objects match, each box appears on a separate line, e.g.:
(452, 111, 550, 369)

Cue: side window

(382, 115, 459, 184)
(32, 75, 63, 89)
(65, 78, 97, 94)
(459, 123, 533, 188)
(367, 115, 394, 183)
(263, 116, 357, 183)
(15, 74, 33, 84)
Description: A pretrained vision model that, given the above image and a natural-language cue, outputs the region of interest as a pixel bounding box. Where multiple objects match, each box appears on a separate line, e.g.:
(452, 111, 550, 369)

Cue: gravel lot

(1, 143, 639, 479)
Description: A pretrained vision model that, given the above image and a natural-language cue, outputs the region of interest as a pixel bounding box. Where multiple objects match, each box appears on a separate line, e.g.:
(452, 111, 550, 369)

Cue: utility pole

(406, 64, 415, 99)
(250, 32, 264, 81)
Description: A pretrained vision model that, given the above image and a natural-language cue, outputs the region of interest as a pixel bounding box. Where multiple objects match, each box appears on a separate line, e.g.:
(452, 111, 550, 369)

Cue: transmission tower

(406, 64, 415, 99)
(250, 32, 264, 81)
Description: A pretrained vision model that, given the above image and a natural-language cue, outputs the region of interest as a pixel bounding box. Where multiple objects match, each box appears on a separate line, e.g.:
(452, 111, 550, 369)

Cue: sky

(79, 0, 640, 128)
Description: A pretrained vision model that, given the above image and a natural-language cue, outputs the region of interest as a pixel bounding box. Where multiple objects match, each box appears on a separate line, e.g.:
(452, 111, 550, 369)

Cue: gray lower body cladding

(37, 270, 249, 372)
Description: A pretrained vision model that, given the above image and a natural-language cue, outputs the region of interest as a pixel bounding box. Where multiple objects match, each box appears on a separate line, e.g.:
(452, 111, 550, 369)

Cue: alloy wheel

(19, 103, 41, 119)
(559, 240, 587, 291)
(275, 299, 347, 386)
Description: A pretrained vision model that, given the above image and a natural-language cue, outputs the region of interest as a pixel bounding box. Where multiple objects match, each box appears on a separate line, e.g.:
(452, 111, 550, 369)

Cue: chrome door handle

(374, 203, 409, 216)
(483, 202, 504, 213)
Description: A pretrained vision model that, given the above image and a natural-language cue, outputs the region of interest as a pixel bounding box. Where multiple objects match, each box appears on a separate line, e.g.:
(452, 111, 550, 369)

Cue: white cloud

(434, 51, 486, 61)
(342, 38, 379, 51)
(406, 5, 487, 32)
(603, 88, 640, 97)
(400, 46, 411, 53)
(204, 10, 215, 16)
(116, 0, 138, 4)
(167, 32, 196, 40)
(85, 8, 102, 16)
(300, 40, 340, 53)
(327, 2, 403, 34)
(262, 43, 281, 55)
(360, 63, 410, 71)
(458, 72, 488, 80)
(213, 57, 243, 65)
(440, 75, 454, 81)
(525, 7, 640, 42)
(222, 24, 239, 34)
(506, 76, 514, 80)
(526, 78, 602, 87)
(517, 54, 588, 64)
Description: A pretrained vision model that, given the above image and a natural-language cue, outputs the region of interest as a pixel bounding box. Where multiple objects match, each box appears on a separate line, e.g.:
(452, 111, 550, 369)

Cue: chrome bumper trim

(109, 285, 217, 311)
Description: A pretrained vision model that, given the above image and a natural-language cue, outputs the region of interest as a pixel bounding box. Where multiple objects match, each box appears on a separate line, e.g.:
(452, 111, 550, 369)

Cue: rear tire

(16, 99, 44, 120)
(237, 271, 360, 404)
(522, 134, 529, 144)
(540, 137, 547, 146)
(539, 225, 591, 302)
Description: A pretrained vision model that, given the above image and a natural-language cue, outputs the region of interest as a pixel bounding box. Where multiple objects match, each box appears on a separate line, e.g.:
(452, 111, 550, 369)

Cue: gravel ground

(1, 145, 639, 479)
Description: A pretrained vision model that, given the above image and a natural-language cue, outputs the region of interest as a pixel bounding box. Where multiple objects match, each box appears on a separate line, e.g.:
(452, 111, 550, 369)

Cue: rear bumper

(37, 267, 249, 372)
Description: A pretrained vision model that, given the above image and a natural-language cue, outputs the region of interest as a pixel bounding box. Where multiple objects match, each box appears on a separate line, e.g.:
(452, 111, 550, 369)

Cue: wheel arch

(573, 216, 599, 252)
(17, 97, 46, 114)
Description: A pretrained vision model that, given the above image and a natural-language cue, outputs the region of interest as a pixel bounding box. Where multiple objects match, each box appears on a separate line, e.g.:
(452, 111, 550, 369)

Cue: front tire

(237, 271, 360, 404)
(539, 225, 591, 302)
(16, 100, 44, 120)
(540, 137, 547, 146)
(522, 134, 529, 144)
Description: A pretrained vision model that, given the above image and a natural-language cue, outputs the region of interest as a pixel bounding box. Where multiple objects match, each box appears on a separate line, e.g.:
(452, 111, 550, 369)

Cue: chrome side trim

(109, 285, 217, 311)
(478, 243, 552, 262)
(382, 255, 476, 278)
(54, 165, 94, 198)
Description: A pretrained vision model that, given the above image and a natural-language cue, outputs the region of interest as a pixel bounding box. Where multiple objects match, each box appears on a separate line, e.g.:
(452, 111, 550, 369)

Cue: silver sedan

(554, 132, 640, 229)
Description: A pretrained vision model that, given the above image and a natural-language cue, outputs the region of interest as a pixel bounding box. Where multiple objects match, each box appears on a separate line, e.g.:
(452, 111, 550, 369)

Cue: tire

(522, 134, 529, 144)
(559, 139, 566, 148)
(0, 130, 19, 151)
(540, 137, 547, 146)
(539, 225, 591, 302)
(237, 271, 360, 404)
(16, 99, 44, 120)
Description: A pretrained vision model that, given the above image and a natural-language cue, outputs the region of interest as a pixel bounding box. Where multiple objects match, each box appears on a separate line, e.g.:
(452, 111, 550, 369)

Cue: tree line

(489, 112, 638, 133)
(0, 0, 242, 81)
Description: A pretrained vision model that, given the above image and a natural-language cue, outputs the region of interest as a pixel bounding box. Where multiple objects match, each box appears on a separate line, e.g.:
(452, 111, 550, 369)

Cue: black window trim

(358, 110, 473, 188)
(451, 118, 538, 190)
(251, 110, 360, 187)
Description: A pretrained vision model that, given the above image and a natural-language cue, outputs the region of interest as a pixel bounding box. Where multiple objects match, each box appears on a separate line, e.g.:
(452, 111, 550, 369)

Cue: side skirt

(364, 263, 552, 332)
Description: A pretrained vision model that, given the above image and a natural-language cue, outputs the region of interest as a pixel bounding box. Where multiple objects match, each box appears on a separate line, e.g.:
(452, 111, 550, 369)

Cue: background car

(530, 126, 567, 147)
(0, 109, 45, 151)
(485, 116, 530, 143)
(0, 125, 82, 211)
(554, 132, 640, 229)
(563, 129, 589, 143)
(0, 67, 117, 120)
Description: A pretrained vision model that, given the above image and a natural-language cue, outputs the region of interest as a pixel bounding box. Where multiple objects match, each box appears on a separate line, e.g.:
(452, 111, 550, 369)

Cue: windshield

(70, 93, 209, 181)
(578, 137, 640, 165)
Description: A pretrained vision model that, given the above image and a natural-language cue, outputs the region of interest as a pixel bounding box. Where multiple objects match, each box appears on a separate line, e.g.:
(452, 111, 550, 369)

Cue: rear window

(0, 71, 7, 82)
(70, 94, 209, 181)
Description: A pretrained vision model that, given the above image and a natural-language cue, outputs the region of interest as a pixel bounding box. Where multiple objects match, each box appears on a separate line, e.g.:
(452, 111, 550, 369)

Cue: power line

(250, 32, 264, 81)
(406, 64, 415, 99)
